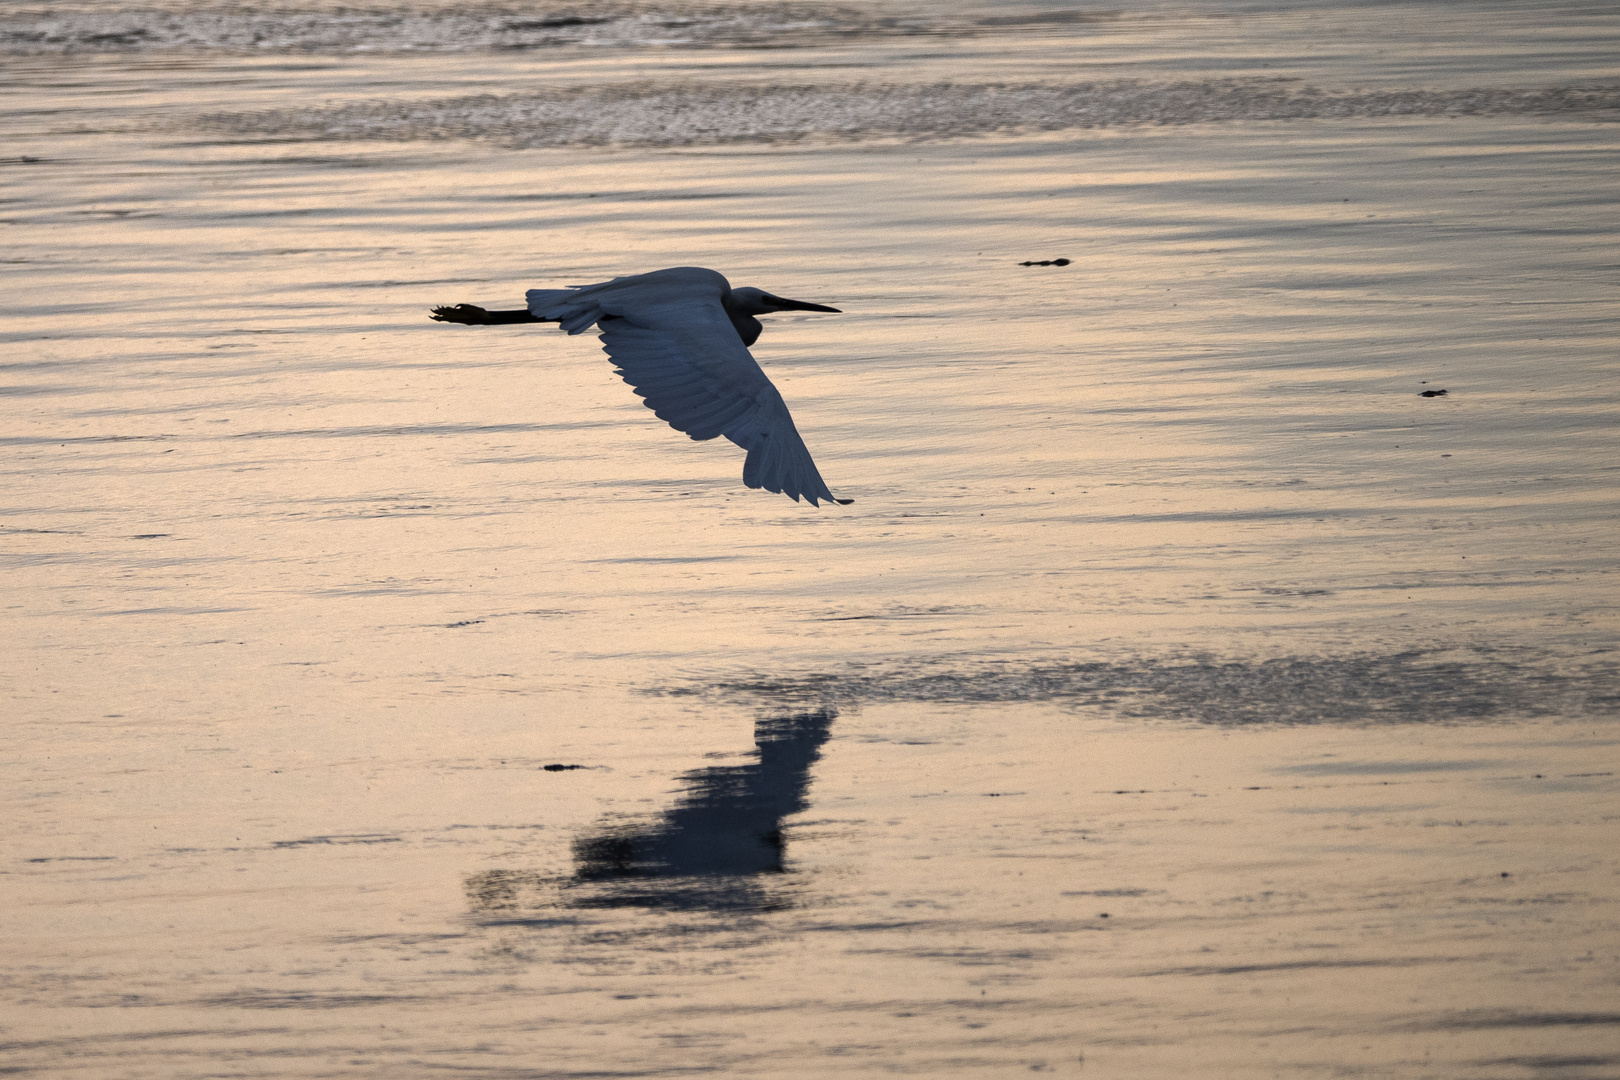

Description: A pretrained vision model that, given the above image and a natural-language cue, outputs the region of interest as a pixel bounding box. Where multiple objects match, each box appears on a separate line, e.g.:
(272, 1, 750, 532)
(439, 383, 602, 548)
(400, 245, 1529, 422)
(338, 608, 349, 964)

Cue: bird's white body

(525, 266, 844, 506)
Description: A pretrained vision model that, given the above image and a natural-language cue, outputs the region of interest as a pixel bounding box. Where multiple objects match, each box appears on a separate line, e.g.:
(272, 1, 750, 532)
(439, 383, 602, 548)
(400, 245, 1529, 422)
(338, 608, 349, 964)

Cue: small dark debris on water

(543, 763, 585, 772)
(1420, 389, 1448, 397)
(27, 855, 115, 863)
(1020, 258, 1071, 267)
(506, 15, 609, 29)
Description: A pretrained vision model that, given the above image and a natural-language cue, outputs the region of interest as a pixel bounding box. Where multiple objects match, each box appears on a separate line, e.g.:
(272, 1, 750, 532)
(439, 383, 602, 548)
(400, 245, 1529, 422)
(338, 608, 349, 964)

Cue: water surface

(3, 1, 1618, 1076)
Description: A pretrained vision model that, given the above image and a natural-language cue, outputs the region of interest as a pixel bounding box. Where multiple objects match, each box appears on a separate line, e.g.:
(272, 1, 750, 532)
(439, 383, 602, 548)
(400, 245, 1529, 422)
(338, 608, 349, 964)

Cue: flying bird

(431, 266, 850, 506)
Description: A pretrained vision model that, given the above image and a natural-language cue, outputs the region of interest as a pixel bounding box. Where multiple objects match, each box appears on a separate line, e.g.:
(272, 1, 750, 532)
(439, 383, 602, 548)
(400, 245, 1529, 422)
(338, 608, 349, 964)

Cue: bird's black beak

(773, 296, 842, 313)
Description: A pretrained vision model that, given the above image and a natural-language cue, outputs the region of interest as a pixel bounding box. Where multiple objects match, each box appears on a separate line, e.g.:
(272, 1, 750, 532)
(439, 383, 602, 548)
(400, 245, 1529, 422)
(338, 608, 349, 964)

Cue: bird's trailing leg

(430, 304, 549, 325)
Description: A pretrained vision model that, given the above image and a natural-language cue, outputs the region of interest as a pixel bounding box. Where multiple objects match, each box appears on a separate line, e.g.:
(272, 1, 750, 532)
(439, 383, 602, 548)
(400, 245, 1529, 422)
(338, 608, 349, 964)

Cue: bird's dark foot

(834, 498, 854, 505)
(430, 303, 492, 325)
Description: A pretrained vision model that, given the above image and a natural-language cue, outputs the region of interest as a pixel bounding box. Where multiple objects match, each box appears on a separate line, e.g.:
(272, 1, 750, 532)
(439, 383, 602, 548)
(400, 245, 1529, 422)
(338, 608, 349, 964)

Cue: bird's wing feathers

(527, 267, 836, 507)
(598, 321, 759, 441)
(721, 383, 837, 507)
(598, 319, 836, 507)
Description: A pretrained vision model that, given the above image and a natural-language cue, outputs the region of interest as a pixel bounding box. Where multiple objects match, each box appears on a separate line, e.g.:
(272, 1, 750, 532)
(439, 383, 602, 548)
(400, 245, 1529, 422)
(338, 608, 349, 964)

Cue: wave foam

(192, 81, 1620, 148)
(3, 3, 969, 54)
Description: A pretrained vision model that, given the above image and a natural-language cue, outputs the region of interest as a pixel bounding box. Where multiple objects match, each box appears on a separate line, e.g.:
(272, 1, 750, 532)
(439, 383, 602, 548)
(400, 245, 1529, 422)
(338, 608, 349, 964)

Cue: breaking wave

(0, 3, 1093, 54)
(191, 80, 1620, 148)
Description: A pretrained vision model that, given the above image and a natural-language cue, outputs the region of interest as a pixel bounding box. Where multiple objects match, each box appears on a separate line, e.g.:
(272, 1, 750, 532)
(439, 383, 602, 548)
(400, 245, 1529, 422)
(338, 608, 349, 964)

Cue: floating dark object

(1420, 389, 1449, 397)
(542, 763, 585, 772)
(1020, 258, 1071, 267)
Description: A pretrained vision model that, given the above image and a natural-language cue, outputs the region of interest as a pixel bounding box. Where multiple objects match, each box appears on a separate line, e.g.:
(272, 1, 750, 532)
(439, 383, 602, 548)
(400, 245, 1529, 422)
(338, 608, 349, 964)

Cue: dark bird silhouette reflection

(467, 710, 835, 921)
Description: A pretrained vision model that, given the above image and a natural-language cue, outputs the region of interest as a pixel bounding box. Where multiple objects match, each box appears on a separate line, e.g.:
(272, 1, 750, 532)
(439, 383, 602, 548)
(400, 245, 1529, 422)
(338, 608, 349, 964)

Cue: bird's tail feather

(527, 288, 603, 334)
(525, 288, 576, 309)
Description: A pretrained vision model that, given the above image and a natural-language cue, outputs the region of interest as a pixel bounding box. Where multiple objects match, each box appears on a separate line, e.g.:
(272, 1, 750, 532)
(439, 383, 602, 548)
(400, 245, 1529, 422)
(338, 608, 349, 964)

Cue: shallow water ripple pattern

(3, 1, 1619, 1077)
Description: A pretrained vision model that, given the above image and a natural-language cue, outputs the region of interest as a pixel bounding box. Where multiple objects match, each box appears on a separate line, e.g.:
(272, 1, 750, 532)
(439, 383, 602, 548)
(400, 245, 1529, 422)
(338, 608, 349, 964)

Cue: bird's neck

(727, 311, 763, 348)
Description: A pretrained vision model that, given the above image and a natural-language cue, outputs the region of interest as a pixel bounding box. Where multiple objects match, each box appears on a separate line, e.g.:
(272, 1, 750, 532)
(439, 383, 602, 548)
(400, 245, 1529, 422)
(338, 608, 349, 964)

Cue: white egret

(431, 266, 850, 506)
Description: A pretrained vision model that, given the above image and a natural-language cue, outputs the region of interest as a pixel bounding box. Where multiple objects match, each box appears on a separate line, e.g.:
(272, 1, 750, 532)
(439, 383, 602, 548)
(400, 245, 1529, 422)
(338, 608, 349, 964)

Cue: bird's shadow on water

(465, 709, 836, 928)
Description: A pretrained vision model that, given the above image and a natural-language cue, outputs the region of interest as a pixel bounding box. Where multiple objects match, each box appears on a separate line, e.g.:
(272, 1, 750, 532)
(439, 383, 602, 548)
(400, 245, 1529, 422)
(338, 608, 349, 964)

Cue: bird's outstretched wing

(527, 268, 838, 507)
(599, 322, 837, 506)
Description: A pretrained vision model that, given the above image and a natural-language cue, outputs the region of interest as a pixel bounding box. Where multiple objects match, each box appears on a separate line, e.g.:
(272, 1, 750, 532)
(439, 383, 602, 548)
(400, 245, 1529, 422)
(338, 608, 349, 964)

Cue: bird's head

(725, 287, 842, 317)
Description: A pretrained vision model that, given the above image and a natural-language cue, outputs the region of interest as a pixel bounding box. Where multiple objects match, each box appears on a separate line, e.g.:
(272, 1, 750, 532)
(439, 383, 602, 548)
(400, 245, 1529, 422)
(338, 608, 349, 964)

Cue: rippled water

(4, 1, 1618, 1076)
